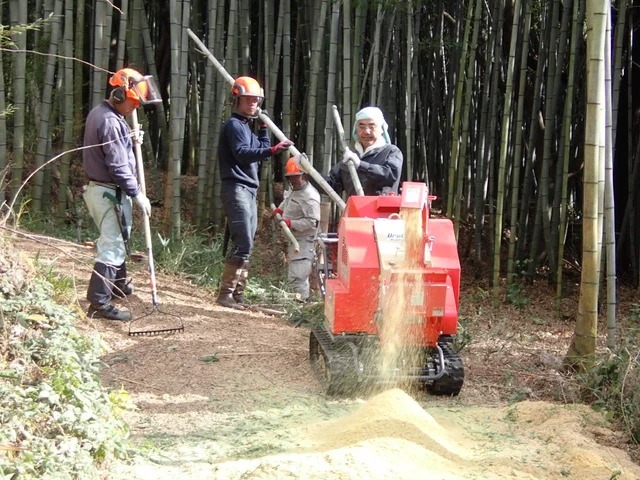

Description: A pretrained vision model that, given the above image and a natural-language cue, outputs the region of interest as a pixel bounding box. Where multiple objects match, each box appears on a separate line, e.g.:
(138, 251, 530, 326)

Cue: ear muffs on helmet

(112, 86, 127, 104)
(231, 84, 244, 98)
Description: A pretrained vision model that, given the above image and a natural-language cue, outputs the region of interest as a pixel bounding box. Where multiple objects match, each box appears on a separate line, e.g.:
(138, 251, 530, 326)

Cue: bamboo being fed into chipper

(186, 28, 346, 312)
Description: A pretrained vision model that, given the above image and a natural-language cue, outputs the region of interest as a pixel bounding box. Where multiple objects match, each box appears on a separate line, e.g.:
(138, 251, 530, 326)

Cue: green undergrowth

(579, 323, 640, 445)
(0, 248, 130, 479)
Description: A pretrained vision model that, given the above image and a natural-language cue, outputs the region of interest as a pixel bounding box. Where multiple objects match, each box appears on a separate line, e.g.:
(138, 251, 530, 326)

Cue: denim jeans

(221, 183, 257, 262)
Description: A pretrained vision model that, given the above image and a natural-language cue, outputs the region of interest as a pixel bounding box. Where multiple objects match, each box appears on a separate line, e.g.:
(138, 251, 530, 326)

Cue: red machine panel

(325, 217, 380, 335)
(325, 184, 461, 342)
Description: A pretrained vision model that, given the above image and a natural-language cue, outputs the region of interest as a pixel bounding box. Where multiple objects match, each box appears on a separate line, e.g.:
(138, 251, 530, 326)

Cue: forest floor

(9, 224, 640, 480)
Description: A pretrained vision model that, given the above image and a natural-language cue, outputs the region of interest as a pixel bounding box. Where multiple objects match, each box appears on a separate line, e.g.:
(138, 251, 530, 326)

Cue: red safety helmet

(285, 157, 303, 176)
(231, 76, 264, 100)
(109, 68, 162, 106)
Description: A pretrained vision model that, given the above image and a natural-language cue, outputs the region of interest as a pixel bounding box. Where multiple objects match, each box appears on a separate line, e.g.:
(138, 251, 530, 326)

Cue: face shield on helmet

(130, 75, 162, 105)
(109, 68, 162, 106)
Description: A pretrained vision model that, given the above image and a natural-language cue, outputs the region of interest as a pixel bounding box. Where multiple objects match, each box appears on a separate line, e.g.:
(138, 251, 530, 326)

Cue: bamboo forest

(0, 1, 637, 362)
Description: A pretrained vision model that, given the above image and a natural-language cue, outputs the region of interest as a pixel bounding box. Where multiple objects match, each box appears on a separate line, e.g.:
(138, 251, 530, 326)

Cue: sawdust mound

(310, 388, 467, 460)
(212, 389, 640, 480)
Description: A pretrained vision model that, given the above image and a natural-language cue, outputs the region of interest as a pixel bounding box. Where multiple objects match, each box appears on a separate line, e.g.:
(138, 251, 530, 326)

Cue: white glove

(342, 149, 361, 169)
(132, 129, 144, 145)
(134, 192, 151, 217)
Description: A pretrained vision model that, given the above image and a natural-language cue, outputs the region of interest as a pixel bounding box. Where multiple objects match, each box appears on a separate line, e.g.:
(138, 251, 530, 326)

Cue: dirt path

(12, 231, 640, 480)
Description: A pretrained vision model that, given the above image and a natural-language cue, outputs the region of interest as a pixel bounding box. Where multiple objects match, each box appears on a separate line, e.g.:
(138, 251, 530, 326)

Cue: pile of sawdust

(211, 388, 640, 480)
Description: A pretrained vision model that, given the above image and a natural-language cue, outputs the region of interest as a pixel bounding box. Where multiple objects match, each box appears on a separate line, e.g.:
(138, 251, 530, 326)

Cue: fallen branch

(114, 377, 163, 391)
(246, 305, 286, 316)
(214, 351, 280, 357)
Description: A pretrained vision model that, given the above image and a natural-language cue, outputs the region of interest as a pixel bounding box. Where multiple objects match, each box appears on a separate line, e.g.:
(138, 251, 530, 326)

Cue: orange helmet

(109, 68, 162, 106)
(285, 157, 303, 176)
(231, 76, 264, 100)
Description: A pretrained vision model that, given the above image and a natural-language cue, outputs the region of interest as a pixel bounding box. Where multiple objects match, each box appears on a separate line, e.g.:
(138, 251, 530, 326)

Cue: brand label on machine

(410, 289, 423, 306)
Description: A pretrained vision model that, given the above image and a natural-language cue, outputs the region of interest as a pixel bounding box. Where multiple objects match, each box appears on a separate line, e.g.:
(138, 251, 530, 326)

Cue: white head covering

(352, 106, 391, 144)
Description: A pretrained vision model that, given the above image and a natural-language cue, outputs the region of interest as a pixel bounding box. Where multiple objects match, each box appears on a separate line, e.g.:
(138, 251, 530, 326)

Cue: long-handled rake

(128, 109, 184, 336)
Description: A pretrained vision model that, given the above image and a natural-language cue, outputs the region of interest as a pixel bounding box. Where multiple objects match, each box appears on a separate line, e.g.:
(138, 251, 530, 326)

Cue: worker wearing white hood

(327, 106, 403, 197)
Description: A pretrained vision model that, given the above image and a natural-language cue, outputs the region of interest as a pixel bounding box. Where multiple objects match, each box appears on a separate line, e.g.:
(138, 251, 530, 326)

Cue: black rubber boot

(88, 303, 132, 322)
(233, 261, 249, 304)
(216, 258, 245, 310)
(113, 262, 134, 299)
(87, 262, 132, 321)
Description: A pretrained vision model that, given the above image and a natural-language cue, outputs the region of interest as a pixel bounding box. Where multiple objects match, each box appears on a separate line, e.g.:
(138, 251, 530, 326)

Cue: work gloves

(271, 140, 293, 156)
(134, 192, 152, 217)
(342, 149, 361, 169)
(271, 207, 291, 228)
(132, 129, 144, 146)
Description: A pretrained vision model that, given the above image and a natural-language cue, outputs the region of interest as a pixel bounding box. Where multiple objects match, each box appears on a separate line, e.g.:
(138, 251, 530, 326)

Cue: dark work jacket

(327, 143, 403, 197)
(218, 113, 272, 191)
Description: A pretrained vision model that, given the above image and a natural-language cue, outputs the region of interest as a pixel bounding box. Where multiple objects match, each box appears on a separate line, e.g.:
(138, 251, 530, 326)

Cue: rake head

(128, 306, 184, 336)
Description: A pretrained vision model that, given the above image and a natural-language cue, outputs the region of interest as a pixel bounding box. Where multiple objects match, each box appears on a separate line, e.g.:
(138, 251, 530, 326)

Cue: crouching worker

(83, 68, 161, 321)
(272, 156, 321, 302)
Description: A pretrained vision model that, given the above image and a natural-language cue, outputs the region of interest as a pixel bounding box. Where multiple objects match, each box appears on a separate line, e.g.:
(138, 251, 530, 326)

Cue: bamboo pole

(186, 28, 346, 211)
(332, 105, 364, 196)
(270, 203, 300, 252)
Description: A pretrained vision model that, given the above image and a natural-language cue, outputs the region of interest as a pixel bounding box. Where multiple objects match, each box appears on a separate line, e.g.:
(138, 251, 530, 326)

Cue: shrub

(0, 261, 129, 479)
(579, 333, 640, 444)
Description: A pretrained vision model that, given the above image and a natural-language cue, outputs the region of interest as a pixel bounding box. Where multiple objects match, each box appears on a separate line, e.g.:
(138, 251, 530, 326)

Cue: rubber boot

(112, 262, 134, 299)
(233, 261, 249, 304)
(216, 258, 245, 310)
(87, 262, 132, 321)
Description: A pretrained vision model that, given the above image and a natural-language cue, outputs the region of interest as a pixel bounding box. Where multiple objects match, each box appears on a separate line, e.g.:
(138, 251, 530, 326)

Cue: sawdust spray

(378, 207, 425, 386)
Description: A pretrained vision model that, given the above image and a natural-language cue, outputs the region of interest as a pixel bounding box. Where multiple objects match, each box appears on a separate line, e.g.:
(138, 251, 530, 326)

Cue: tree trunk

(32, 0, 63, 213)
(492, 0, 521, 300)
(565, 0, 608, 371)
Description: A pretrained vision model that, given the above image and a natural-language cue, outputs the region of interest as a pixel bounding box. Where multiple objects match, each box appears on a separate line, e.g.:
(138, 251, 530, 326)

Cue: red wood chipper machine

(310, 182, 464, 396)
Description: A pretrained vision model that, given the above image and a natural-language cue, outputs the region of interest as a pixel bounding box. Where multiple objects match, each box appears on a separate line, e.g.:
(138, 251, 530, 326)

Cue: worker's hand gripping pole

(186, 28, 346, 212)
(131, 109, 159, 308)
(270, 203, 300, 252)
(332, 105, 364, 196)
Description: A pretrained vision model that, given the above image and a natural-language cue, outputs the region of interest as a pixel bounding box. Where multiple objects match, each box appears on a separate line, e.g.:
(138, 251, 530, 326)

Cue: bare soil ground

(8, 227, 640, 480)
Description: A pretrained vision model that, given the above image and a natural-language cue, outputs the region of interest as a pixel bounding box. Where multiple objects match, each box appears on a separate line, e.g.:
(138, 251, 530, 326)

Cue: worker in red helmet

(82, 67, 161, 321)
(216, 76, 293, 309)
(271, 155, 321, 302)
(327, 106, 403, 197)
